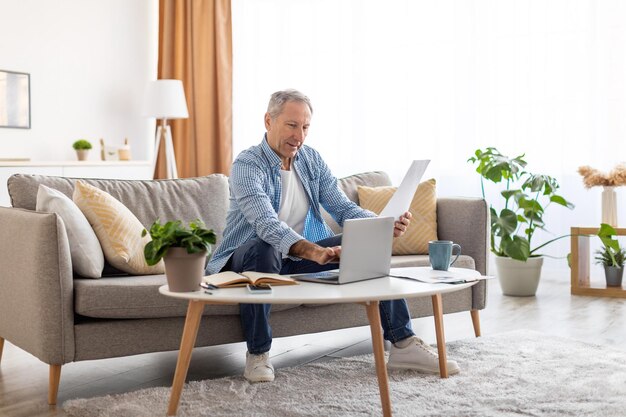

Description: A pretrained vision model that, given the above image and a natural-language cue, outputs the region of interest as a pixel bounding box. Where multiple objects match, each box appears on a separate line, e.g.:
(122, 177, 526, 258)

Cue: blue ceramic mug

(429, 240, 461, 271)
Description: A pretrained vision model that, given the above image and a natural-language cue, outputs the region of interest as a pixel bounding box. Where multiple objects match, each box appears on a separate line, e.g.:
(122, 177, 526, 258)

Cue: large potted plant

(594, 223, 626, 287)
(142, 219, 216, 292)
(468, 147, 575, 296)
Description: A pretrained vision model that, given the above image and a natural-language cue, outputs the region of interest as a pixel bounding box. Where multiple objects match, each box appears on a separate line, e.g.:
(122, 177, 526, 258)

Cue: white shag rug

(63, 330, 626, 417)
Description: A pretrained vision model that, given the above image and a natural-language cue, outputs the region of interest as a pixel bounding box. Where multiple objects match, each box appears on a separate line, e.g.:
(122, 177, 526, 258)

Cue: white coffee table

(160, 267, 480, 416)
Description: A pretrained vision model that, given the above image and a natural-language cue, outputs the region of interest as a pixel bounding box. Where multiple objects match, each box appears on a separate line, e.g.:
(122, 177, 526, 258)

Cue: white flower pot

(76, 150, 89, 161)
(494, 255, 544, 296)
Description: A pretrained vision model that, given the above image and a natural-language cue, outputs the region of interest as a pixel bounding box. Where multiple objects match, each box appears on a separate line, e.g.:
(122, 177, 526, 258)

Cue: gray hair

(267, 89, 313, 119)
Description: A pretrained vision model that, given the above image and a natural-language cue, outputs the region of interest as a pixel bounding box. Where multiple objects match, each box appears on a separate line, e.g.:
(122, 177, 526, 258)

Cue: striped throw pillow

(357, 179, 437, 255)
(73, 181, 164, 275)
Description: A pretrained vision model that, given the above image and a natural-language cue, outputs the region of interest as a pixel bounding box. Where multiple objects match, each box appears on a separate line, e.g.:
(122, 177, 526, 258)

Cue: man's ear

(264, 112, 272, 131)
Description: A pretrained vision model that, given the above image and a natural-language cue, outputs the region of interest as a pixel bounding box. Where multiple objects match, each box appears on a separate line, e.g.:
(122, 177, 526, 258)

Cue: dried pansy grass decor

(578, 164, 626, 188)
(578, 163, 626, 227)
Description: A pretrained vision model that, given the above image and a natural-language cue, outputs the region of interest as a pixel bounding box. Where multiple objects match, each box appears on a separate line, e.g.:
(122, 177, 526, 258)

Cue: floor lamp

(143, 80, 189, 179)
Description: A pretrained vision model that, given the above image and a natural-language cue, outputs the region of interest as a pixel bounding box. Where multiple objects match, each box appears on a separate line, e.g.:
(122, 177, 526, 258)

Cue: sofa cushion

(7, 174, 230, 245)
(322, 171, 393, 234)
(73, 275, 300, 319)
(357, 179, 438, 255)
(74, 260, 475, 319)
(35, 184, 105, 278)
(73, 181, 164, 275)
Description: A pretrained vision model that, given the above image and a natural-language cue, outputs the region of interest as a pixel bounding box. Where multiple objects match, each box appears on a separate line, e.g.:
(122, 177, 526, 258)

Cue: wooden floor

(1, 267, 625, 417)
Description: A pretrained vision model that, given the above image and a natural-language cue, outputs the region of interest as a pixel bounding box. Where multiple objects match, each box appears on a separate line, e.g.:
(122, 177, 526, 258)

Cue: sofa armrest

(436, 198, 490, 311)
(0, 207, 75, 364)
(436, 197, 489, 275)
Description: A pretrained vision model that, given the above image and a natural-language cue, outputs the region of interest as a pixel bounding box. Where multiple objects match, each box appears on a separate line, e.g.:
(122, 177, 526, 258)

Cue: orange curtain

(156, 0, 232, 178)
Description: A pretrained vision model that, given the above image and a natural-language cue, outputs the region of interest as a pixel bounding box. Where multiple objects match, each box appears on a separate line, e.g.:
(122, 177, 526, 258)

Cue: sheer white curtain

(232, 0, 626, 263)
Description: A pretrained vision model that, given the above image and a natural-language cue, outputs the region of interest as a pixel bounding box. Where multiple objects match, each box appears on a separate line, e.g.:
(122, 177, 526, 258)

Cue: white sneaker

(244, 352, 275, 382)
(387, 336, 460, 375)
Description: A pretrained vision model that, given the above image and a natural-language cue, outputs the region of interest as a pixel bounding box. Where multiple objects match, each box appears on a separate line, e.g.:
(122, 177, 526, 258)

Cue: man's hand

(317, 245, 342, 264)
(289, 240, 341, 265)
(394, 211, 412, 238)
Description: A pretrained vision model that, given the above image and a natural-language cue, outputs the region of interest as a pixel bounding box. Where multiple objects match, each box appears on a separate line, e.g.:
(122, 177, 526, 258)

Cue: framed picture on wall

(0, 70, 31, 129)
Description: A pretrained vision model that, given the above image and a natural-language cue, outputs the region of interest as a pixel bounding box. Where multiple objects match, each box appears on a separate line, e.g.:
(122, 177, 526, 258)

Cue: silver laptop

(292, 216, 394, 284)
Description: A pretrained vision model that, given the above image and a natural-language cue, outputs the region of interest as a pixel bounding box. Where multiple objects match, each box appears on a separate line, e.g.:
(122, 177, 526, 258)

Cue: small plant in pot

(72, 139, 92, 161)
(142, 219, 216, 292)
(468, 147, 575, 296)
(594, 223, 625, 287)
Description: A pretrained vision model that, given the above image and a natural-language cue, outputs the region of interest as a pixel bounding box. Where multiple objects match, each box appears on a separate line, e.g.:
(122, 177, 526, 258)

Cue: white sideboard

(0, 160, 153, 207)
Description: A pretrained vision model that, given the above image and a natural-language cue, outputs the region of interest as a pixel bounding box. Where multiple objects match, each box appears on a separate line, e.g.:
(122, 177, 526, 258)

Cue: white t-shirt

(278, 168, 309, 235)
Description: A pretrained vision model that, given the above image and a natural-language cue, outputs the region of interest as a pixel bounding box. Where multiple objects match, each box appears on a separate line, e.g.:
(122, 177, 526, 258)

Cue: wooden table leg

(167, 300, 205, 416)
(470, 309, 481, 337)
(48, 364, 62, 405)
(364, 301, 393, 417)
(431, 294, 448, 378)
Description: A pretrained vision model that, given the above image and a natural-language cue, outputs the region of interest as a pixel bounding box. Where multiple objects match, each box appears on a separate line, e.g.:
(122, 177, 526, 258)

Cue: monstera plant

(468, 147, 575, 295)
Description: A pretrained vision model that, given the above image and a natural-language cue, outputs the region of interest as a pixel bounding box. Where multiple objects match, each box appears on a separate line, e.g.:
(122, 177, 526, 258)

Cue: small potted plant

(72, 139, 93, 161)
(594, 223, 625, 287)
(142, 219, 216, 292)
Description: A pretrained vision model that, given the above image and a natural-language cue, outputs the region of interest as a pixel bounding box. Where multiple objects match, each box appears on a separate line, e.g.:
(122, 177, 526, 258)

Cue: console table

(570, 226, 626, 298)
(0, 160, 152, 206)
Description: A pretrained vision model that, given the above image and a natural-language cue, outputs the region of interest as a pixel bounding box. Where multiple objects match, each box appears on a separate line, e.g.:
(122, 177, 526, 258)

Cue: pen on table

(201, 283, 219, 290)
(204, 290, 213, 295)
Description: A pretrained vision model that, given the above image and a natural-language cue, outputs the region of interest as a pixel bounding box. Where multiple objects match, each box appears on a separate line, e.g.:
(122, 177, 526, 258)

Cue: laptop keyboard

(294, 271, 339, 280)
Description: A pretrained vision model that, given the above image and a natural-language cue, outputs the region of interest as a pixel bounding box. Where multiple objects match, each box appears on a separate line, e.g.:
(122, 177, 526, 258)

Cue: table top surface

(159, 267, 480, 304)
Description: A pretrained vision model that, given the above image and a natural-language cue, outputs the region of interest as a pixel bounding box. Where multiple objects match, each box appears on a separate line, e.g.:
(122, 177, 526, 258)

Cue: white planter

(494, 255, 544, 296)
(76, 150, 89, 161)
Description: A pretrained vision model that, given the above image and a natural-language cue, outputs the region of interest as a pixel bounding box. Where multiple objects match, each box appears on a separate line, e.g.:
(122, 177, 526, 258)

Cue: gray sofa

(0, 171, 488, 405)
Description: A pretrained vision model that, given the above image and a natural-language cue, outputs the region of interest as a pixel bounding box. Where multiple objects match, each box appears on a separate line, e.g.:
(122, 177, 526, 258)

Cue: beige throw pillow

(357, 179, 437, 255)
(73, 181, 164, 275)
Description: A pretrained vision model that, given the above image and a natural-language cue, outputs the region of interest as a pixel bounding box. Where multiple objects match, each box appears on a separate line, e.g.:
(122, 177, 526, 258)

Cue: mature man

(206, 89, 460, 382)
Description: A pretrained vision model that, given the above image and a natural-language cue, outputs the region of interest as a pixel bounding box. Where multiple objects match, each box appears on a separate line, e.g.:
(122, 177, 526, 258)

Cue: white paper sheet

(379, 160, 430, 219)
(389, 267, 494, 284)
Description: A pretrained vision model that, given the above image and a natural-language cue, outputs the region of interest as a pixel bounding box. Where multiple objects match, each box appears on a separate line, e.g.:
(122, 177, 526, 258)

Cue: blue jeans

(224, 235, 415, 354)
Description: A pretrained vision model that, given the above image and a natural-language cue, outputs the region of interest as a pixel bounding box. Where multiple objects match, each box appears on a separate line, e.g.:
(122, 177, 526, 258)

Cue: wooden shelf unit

(570, 226, 626, 298)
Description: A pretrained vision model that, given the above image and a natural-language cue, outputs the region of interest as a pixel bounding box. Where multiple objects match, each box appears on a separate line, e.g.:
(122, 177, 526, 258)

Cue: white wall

(0, 0, 158, 161)
(232, 0, 626, 268)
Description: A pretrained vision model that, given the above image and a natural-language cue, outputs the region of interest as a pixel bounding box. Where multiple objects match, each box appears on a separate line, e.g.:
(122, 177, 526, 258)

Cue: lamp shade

(143, 79, 189, 119)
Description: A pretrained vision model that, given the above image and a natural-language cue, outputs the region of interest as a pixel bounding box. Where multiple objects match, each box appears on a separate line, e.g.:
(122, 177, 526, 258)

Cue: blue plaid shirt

(206, 135, 375, 274)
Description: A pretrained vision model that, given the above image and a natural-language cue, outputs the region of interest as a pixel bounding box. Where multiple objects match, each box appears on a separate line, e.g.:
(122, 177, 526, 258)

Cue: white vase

(601, 186, 618, 227)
